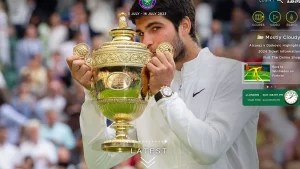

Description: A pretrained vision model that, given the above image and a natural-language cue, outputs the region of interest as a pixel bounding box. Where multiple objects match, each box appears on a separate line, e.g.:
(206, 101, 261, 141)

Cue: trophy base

(102, 139, 142, 152)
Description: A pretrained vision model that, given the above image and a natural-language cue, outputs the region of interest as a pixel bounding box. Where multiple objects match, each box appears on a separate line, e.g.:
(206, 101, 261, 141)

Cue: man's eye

(152, 27, 160, 31)
(138, 32, 144, 36)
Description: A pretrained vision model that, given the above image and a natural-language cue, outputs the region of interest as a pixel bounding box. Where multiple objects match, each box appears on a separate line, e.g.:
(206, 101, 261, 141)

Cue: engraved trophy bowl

(73, 13, 174, 153)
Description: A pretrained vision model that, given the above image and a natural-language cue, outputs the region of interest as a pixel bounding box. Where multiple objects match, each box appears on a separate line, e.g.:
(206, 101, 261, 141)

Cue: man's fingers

(164, 51, 175, 68)
(77, 64, 91, 77)
(146, 63, 158, 74)
(80, 71, 93, 89)
(71, 60, 87, 72)
(66, 56, 81, 69)
(67, 55, 93, 89)
(156, 51, 169, 65)
(150, 57, 163, 68)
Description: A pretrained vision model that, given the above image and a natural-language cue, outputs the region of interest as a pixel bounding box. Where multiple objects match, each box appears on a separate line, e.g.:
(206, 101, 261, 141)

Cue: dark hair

(129, 0, 198, 43)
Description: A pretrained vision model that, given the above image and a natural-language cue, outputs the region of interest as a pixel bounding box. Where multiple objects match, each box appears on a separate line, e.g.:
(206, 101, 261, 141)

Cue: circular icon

(284, 90, 298, 105)
(252, 11, 265, 23)
(156, 42, 174, 55)
(139, 0, 156, 10)
(269, 11, 281, 24)
(286, 11, 298, 24)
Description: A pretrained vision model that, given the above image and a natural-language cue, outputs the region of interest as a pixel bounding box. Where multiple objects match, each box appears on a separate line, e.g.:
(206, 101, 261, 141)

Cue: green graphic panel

(243, 89, 300, 106)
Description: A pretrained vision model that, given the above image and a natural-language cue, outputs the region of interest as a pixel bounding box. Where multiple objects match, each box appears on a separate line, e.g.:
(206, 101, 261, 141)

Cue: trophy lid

(92, 13, 152, 68)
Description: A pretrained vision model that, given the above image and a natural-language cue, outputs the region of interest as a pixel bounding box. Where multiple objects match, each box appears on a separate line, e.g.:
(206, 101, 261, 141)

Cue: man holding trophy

(66, 0, 262, 169)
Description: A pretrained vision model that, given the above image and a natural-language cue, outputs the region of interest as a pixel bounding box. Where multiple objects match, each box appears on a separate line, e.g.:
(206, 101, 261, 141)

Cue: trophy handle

(73, 43, 95, 90)
(73, 43, 91, 63)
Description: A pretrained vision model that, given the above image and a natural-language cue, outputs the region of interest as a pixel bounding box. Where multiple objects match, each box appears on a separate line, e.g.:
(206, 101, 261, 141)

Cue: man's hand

(66, 56, 93, 89)
(146, 51, 175, 95)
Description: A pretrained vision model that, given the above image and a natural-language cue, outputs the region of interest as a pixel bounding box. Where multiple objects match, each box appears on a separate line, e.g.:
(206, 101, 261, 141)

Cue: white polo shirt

(80, 48, 262, 169)
(0, 143, 19, 169)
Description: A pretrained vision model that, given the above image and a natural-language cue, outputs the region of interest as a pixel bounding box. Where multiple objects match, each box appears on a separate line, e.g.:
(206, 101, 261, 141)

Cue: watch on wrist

(154, 86, 173, 102)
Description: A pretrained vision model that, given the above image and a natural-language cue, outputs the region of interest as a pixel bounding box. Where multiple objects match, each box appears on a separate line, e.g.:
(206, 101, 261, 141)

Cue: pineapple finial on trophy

(110, 12, 135, 41)
(118, 13, 128, 29)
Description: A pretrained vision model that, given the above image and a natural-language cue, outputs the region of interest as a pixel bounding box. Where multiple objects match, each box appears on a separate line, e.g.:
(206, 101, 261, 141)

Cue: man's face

(135, 16, 186, 62)
(26, 25, 37, 38)
(46, 111, 57, 126)
(28, 127, 39, 141)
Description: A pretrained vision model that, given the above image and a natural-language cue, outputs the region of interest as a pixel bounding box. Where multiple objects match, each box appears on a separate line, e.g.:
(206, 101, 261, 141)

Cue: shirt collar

(174, 47, 212, 79)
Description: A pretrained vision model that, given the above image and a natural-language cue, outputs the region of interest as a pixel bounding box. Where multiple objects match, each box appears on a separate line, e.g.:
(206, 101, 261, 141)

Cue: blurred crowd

(0, 0, 299, 169)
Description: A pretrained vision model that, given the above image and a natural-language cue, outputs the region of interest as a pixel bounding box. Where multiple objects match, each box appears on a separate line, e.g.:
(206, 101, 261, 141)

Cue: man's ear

(180, 16, 191, 36)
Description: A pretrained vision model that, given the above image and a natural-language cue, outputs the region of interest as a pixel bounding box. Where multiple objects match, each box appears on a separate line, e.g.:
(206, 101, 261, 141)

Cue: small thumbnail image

(244, 64, 270, 82)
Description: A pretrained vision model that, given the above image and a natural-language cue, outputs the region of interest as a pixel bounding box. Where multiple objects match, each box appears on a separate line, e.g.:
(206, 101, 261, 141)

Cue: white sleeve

(157, 63, 262, 165)
(80, 89, 137, 169)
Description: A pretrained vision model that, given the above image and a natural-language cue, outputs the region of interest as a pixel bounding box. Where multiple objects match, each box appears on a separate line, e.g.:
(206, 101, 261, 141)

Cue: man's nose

(141, 34, 153, 49)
